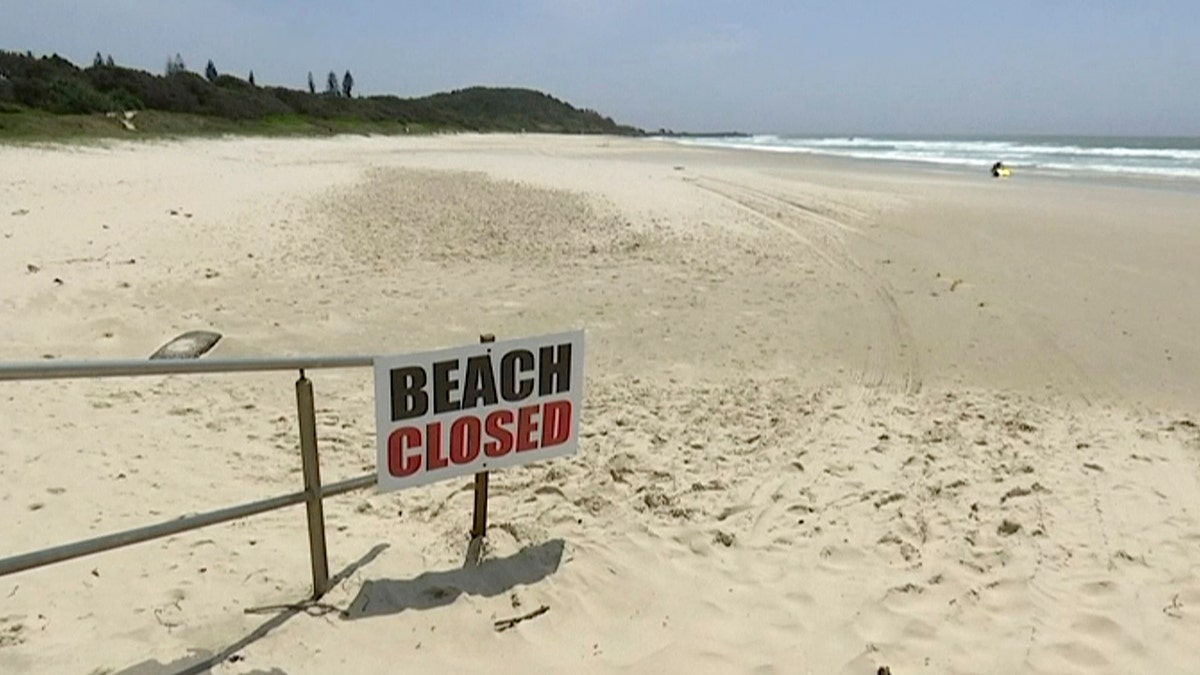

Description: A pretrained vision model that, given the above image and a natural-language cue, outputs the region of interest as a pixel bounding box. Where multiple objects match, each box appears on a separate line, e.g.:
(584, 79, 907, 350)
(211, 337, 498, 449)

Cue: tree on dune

(105, 54, 114, 67)
(325, 70, 339, 97)
(92, 52, 103, 68)
(205, 59, 219, 82)
(249, 70, 256, 86)
(342, 70, 354, 98)
(165, 53, 186, 75)
(307, 71, 315, 94)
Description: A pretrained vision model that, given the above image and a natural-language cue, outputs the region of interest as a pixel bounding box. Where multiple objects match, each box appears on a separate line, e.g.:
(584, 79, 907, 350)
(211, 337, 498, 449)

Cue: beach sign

(374, 330, 584, 493)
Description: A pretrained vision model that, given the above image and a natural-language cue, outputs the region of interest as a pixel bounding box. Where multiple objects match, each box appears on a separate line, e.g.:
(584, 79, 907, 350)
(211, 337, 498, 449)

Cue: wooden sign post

(471, 333, 495, 542)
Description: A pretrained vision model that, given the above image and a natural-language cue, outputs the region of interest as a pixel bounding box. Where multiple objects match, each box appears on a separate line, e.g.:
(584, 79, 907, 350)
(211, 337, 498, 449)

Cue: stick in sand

(494, 605, 550, 632)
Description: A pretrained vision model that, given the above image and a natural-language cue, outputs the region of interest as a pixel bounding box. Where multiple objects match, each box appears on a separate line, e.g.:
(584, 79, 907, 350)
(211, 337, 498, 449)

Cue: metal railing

(0, 355, 378, 599)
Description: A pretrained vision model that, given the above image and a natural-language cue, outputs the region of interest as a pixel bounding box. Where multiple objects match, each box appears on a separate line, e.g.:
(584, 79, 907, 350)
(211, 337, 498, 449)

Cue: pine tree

(105, 54, 115, 67)
(248, 70, 256, 86)
(165, 53, 186, 75)
(93, 52, 103, 68)
(342, 70, 354, 98)
(326, 71, 339, 97)
(205, 59, 218, 82)
(308, 71, 316, 94)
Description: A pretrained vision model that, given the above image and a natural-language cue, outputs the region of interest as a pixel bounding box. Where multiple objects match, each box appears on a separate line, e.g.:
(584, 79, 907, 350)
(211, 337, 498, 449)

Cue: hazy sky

(3, 1, 1197, 135)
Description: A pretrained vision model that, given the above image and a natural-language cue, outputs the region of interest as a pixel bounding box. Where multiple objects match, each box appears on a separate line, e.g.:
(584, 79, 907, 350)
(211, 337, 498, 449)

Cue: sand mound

(322, 168, 660, 265)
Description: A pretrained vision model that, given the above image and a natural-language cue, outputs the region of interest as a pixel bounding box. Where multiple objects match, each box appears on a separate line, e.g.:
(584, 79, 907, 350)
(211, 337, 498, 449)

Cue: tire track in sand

(692, 176, 921, 397)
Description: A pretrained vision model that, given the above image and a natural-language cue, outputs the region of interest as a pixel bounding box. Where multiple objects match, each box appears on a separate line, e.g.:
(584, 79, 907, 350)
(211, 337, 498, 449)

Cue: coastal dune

(1, 134, 1198, 674)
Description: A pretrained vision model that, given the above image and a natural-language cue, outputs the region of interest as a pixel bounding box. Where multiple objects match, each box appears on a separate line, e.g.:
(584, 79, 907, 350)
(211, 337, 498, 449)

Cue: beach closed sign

(373, 330, 585, 492)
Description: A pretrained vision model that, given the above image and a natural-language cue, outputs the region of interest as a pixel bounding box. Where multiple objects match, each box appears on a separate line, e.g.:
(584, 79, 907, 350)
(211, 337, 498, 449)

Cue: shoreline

(650, 135, 1200, 193)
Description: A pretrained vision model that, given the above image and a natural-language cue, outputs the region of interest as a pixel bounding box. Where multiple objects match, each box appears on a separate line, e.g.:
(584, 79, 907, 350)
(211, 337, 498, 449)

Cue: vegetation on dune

(422, 86, 630, 134)
(0, 50, 644, 139)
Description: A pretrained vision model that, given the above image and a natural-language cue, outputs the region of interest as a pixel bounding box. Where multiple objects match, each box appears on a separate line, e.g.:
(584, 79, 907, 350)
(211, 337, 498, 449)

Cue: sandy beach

(2, 134, 1199, 674)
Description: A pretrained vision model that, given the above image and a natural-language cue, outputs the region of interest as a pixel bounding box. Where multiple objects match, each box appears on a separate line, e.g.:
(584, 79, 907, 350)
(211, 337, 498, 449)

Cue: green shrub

(108, 89, 143, 110)
(46, 78, 114, 114)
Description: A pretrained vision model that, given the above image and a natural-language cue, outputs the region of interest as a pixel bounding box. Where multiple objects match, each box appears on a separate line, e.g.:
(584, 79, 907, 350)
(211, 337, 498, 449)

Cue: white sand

(1, 134, 1199, 674)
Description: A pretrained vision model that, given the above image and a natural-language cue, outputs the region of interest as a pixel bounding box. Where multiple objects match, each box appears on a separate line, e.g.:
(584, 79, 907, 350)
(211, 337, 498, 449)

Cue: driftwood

(493, 605, 549, 632)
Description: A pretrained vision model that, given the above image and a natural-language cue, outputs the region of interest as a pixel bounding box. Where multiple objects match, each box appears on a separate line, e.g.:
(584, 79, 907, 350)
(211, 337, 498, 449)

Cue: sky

(2, 0, 1197, 135)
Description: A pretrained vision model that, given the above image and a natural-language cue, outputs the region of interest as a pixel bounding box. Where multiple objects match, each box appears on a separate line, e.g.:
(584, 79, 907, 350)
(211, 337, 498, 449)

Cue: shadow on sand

(107, 539, 564, 673)
(342, 538, 564, 620)
(109, 543, 389, 675)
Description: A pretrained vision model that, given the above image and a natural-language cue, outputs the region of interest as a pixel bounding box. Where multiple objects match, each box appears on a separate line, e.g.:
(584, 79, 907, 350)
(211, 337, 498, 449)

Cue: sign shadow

(342, 538, 564, 620)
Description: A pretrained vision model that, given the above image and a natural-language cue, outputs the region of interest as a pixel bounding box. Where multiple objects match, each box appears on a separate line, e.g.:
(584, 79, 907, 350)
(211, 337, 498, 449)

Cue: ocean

(662, 134, 1200, 182)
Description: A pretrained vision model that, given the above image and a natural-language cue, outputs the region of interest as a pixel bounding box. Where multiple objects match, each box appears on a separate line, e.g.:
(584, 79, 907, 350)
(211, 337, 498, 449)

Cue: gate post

(296, 370, 330, 598)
